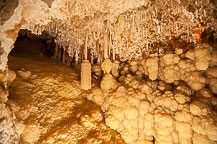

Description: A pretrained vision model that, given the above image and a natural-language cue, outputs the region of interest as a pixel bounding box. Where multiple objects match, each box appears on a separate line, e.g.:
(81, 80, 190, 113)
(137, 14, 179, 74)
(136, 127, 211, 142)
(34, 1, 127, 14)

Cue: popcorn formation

(0, 0, 217, 143)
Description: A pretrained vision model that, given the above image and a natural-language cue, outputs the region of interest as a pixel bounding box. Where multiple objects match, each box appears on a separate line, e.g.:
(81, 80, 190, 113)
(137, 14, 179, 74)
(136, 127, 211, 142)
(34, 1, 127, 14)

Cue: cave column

(81, 32, 91, 90)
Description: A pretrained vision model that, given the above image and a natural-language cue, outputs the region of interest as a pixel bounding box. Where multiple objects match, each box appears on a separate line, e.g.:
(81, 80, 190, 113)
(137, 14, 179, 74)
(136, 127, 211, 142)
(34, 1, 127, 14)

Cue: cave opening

(9, 29, 55, 59)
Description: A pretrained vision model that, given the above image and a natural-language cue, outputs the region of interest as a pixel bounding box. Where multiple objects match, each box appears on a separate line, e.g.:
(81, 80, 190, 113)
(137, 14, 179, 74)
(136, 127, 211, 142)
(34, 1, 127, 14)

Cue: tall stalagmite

(81, 33, 91, 90)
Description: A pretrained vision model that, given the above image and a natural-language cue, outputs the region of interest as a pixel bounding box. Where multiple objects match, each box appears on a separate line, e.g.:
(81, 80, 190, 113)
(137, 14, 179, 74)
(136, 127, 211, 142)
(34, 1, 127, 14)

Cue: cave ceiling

(0, 0, 216, 70)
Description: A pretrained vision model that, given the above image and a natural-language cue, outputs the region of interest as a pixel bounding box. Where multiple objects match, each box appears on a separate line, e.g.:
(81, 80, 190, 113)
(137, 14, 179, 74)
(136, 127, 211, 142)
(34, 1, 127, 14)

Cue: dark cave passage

(9, 29, 56, 58)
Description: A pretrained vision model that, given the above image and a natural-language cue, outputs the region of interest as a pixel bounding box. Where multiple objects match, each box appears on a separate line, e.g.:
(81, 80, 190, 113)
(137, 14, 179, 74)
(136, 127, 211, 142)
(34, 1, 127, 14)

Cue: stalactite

(75, 45, 80, 64)
(112, 45, 115, 61)
(96, 40, 100, 63)
(126, 38, 129, 55)
(100, 44, 103, 64)
(104, 30, 109, 59)
(23, 0, 216, 64)
(84, 32, 88, 60)
(75, 46, 78, 64)
(109, 32, 112, 59)
(91, 54, 94, 64)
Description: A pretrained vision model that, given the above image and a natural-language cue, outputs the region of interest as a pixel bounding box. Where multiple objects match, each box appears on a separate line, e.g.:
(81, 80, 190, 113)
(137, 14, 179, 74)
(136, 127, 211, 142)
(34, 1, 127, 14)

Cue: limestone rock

(209, 50, 217, 67)
(209, 78, 217, 94)
(184, 71, 206, 91)
(194, 43, 212, 71)
(146, 56, 159, 80)
(101, 59, 112, 74)
(0, 87, 20, 144)
(100, 74, 118, 91)
(185, 49, 195, 61)
(7, 69, 16, 86)
(16, 70, 31, 81)
(81, 60, 91, 90)
(92, 64, 102, 77)
(129, 60, 138, 73)
(0, 0, 19, 25)
(162, 54, 180, 66)
(0, 67, 8, 88)
(21, 124, 41, 144)
(111, 60, 120, 78)
(206, 67, 217, 78)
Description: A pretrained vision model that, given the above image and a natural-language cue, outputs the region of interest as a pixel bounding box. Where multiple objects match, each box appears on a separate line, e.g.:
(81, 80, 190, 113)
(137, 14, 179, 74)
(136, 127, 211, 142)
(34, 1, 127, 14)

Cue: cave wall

(0, 0, 19, 25)
(0, 0, 52, 70)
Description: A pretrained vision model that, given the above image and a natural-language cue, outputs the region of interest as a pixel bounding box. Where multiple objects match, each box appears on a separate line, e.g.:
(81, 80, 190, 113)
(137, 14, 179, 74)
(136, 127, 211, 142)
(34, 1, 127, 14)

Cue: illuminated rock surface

(1, 42, 217, 144)
(7, 56, 125, 143)
(0, 0, 217, 143)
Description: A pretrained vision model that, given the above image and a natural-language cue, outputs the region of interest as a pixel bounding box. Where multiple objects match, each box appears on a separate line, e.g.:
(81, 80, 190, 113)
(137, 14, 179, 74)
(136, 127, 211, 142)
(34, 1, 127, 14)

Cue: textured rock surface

(0, 0, 217, 70)
(0, 68, 20, 144)
(0, 0, 19, 25)
(0, 0, 217, 143)
(4, 44, 217, 143)
(194, 43, 212, 71)
(41, 0, 54, 7)
(8, 56, 126, 143)
(81, 60, 91, 90)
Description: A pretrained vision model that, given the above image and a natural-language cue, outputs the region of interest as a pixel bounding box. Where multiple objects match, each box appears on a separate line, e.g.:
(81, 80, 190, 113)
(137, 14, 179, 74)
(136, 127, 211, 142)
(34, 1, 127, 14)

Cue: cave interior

(0, 0, 217, 144)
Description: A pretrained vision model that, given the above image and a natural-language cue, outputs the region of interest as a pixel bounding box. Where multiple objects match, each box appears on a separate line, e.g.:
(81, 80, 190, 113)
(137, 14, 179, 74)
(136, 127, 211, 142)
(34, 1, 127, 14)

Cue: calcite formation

(0, 0, 217, 144)
(3, 43, 217, 144)
(0, 0, 217, 70)
(0, 68, 20, 144)
(81, 60, 91, 90)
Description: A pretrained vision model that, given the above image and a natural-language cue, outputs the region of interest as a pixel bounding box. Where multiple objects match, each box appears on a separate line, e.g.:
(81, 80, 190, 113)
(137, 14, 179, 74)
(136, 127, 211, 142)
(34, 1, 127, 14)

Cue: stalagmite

(100, 59, 118, 91)
(81, 61, 91, 90)
(91, 54, 94, 64)
(81, 33, 91, 90)
(101, 59, 113, 74)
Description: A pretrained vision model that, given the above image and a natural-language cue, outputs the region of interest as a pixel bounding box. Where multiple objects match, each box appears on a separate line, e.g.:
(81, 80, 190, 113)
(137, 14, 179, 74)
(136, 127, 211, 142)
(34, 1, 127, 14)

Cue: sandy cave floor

(7, 56, 126, 144)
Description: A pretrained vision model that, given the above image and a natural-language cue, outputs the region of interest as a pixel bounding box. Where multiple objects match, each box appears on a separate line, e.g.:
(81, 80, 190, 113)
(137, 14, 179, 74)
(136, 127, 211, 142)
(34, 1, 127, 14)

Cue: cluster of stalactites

(51, 31, 116, 66)
(29, 0, 216, 65)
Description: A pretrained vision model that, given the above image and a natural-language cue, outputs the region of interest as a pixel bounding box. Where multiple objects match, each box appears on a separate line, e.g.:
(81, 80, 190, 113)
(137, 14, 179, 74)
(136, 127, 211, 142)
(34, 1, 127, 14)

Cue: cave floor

(7, 56, 125, 144)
